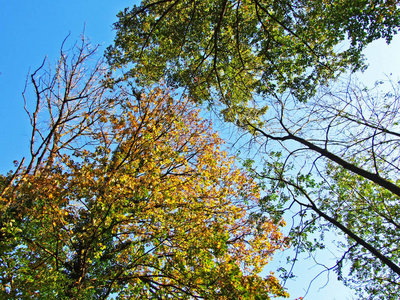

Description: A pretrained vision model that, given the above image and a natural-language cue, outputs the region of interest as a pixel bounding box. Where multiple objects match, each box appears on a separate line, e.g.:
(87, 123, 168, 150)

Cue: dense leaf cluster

(108, 0, 400, 108)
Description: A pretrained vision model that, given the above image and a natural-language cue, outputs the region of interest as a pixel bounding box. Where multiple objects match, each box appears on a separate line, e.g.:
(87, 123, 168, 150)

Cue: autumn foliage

(0, 41, 288, 299)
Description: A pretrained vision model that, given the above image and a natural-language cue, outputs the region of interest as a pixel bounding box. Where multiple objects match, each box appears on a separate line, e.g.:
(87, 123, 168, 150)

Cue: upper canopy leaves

(107, 0, 400, 114)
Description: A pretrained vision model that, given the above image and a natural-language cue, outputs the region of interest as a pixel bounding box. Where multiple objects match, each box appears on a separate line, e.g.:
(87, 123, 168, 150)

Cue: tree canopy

(107, 0, 400, 298)
(107, 0, 400, 109)
(245, 79, 400, 299)
(2, 0, 400, 297)
(0, 39, 288, 299)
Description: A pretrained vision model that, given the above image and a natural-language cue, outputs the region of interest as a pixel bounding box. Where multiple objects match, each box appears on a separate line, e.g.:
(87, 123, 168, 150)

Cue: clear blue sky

(1, 2, 399, 299)
(0, 0, 135, 174)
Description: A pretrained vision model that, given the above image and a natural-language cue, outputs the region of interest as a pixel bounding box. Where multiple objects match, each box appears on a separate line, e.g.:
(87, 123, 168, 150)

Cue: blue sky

(0, 0, 134, 174)
(1, 1, 400, 299)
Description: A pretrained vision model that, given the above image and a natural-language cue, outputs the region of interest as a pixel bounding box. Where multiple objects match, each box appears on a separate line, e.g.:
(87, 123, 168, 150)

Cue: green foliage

(106, 0, 400, 297)
(240, 78, 400, 299)
(324, 163, 400, 299)
(107, 0, 400, 114)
